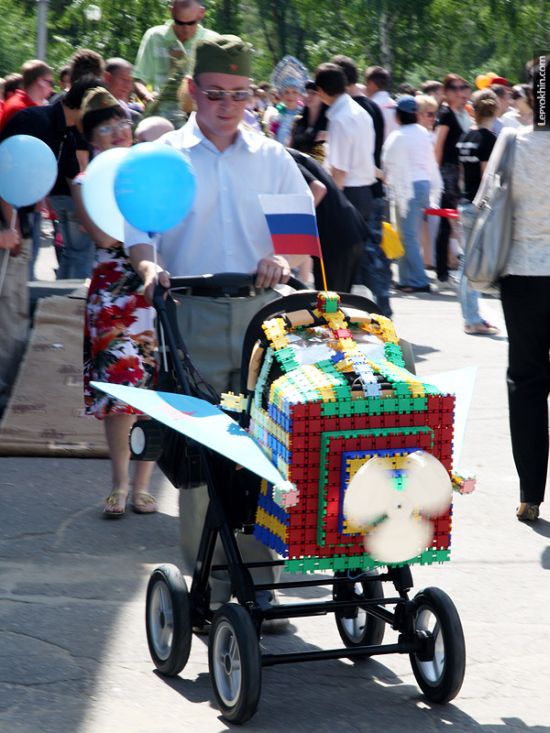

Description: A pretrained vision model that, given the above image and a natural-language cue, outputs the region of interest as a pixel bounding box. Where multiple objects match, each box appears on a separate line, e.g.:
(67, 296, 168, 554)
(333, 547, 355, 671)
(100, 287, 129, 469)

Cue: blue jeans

(50, 195, 95, 280)
(397, 180, 430, 288)
(458, 201, 484, 325)
(355, 195, 393, 317)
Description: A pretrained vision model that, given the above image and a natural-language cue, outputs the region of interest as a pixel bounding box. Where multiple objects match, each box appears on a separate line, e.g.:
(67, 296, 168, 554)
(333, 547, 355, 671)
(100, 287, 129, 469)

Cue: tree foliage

(3, 0, 549, 87)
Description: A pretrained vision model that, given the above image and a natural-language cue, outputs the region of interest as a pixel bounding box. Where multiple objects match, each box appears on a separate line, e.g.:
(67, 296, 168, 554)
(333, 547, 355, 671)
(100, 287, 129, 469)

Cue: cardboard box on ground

(0, 295, 108, 457)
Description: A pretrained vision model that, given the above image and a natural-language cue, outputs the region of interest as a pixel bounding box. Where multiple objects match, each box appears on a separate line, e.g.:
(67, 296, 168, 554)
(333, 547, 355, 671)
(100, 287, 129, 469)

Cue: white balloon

(82, 147, 130, 241)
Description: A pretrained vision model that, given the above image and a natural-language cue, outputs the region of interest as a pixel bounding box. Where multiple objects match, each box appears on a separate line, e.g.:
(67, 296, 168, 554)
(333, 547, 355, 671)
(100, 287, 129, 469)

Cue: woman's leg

(399, 181, 430, 288)
(103, 414, 136, 513)
(501, 276, 550, 505)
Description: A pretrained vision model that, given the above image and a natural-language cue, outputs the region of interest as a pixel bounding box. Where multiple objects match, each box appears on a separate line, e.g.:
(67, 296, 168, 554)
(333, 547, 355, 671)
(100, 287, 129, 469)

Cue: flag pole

(318, 253, 328, 291)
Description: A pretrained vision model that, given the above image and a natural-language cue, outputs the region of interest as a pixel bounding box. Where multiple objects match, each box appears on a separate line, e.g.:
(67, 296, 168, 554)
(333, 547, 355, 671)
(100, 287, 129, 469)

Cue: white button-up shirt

(125, 113, 310, 276)
(370, 90, 398, 140)
(325, 93, 376, 187)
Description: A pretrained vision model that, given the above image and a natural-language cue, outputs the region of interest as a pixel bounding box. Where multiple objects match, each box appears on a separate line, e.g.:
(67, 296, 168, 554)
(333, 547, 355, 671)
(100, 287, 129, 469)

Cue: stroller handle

(168, 272, 308, 294)
(152, 273, 308, 310)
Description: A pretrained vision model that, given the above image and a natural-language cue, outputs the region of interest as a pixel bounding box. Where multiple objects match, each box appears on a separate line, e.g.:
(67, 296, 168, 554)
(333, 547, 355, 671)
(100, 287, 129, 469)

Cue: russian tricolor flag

(259, 194, 322, 258)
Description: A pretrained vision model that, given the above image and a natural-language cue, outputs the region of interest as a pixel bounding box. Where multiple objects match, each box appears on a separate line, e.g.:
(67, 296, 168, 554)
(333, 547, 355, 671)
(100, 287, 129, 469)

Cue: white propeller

(343, 451, 453, 564)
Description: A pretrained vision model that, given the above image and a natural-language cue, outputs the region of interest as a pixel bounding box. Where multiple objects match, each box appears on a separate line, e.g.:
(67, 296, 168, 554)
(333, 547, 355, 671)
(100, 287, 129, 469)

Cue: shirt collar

(326, 93, 350, 119)
(179, 111, 258, 153)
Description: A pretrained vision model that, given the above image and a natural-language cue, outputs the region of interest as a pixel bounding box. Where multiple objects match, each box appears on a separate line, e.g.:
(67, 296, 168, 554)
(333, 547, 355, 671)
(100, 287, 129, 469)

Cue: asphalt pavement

(1, 256, 549, 733)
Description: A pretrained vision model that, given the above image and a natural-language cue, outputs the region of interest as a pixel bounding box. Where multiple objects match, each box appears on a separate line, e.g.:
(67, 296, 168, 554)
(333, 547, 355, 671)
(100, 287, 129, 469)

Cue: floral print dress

(83, 244, 157, 419)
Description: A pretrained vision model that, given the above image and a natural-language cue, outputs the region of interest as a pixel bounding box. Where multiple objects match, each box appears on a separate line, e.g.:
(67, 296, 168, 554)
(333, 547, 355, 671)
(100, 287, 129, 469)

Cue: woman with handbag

(498, 67, 550, 522)
(456, 90, 500, 335)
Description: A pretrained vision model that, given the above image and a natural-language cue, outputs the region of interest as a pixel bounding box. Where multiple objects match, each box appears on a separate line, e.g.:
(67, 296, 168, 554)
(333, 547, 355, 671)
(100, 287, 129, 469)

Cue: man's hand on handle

(255, 254, 290, 289)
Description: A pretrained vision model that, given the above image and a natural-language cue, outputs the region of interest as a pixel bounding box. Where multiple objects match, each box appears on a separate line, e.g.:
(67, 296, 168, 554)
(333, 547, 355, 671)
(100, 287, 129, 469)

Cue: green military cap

(194, 34, 252, 78)
(81, 87, 120, 117)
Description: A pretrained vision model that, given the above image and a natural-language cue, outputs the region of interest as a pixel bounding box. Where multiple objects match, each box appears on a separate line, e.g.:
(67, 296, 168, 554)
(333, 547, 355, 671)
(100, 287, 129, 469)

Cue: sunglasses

(173, 17, 198, 26)
(41, 77, 54, 86)
(447, 84, 470, 91)
(96, 119, 132, 137)
(198, 87, 251, 102)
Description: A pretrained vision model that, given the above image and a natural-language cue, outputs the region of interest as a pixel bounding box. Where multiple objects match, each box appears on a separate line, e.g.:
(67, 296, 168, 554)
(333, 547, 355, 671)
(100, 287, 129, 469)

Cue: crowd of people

(0, 0, 547, 540)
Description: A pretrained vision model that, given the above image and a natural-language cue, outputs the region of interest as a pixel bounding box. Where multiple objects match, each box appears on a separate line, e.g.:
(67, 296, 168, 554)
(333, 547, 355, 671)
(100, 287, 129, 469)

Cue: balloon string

(152, 232, 169, 372)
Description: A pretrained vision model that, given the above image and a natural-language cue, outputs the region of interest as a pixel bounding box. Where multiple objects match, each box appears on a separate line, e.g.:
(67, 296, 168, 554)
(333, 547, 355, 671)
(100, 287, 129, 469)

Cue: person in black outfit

(289, 80, 328, 160)
(433, 73, 472, 284)
(330, 55, 391, 317)
(287, 148, 367, 292)
(455, 90, 499, 335)
(1, 76, 103, 279)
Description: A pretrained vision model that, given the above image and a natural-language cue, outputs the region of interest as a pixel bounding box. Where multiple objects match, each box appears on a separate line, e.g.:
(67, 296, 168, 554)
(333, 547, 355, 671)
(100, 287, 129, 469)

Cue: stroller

(124, 274, 467, 725)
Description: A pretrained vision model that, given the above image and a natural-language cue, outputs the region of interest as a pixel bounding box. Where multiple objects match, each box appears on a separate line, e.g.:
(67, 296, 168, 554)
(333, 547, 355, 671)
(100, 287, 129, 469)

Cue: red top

(0, 90, 38, 130)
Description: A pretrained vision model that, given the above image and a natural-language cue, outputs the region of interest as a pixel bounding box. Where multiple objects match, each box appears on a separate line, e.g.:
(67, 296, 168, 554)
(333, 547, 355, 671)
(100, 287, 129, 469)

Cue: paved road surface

(1, 275, 549, 733)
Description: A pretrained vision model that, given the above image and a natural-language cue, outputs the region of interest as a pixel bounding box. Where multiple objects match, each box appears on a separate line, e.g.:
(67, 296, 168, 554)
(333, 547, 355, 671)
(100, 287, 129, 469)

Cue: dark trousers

(345, 186, 392, 317)
(500, 275, 550, 504)
(435, 163, 460, 282)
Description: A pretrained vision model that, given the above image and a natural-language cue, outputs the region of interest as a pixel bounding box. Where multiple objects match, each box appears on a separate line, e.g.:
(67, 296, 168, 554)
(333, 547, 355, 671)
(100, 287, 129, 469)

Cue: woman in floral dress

(75, 87, 158, 518)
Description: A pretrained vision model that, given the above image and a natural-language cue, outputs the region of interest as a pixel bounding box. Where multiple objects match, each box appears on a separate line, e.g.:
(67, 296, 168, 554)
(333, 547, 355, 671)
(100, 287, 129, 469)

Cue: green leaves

(3, 0, 545, 85)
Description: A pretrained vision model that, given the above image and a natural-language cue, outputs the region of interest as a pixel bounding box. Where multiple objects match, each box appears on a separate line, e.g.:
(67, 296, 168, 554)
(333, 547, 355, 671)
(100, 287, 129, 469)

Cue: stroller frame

(141, 275, 466, 724)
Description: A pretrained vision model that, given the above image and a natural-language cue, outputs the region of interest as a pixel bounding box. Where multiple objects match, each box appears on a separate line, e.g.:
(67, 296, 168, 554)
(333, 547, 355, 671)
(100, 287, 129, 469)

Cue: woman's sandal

(516, 502, 540, 522)
(131, 491, 158, 514)
(103, 489, 128, 519)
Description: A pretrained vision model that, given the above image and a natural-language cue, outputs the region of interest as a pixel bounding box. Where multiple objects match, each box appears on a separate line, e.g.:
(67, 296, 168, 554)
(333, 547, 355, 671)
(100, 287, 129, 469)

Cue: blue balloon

(113, 143, 196, 234)
(0, 135, 57, 207)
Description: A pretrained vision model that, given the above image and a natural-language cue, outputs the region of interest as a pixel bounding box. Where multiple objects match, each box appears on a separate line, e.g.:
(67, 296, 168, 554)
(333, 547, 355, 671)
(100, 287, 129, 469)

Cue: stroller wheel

(209, 603, 261, 724)
(334, 569, 385, 650)
(145, 565, 192, 676)
(129, 419, 164, 461)
(409, 587, 466, 703)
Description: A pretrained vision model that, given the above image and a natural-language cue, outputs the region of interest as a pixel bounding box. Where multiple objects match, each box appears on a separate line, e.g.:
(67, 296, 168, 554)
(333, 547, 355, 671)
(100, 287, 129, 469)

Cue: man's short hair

(69, 49, 105, 84)
(365, 65, 390, 91)
(315, 63, 346, 97)
(421, 80, 443, 95)
(64, 75, 104, 110)
(330, 55, 358, 86)
(21, 59, 52, 89)
(105, 57, 133, 75)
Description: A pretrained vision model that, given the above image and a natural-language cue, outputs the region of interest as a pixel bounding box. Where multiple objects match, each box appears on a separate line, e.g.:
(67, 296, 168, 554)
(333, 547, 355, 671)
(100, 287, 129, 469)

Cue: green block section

(284, 547, 450, 574)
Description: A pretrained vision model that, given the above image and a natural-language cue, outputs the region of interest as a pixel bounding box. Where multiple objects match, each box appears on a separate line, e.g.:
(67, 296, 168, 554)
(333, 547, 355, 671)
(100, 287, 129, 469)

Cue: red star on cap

(230, 63, 237, 71)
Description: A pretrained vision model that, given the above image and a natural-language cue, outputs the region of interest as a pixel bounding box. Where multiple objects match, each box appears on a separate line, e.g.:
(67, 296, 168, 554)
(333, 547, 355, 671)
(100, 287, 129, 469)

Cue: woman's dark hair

(396, 108, 417, 125)
(315, 63, 346, 97)
(64, 75, 104, 110)
(83, 106, 125, 143)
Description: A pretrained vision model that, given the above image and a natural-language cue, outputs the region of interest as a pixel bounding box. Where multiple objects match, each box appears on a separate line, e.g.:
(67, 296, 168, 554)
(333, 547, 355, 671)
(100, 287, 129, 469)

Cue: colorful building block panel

(250, 292, 460, 573)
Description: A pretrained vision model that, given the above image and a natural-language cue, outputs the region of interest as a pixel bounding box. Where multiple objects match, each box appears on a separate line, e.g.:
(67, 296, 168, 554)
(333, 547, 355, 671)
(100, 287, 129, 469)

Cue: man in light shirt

(127, 35, 310, 623)
(133, 0, 218, 121)
(365, 65, 398, 140)
(315, 63, 393, 314)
